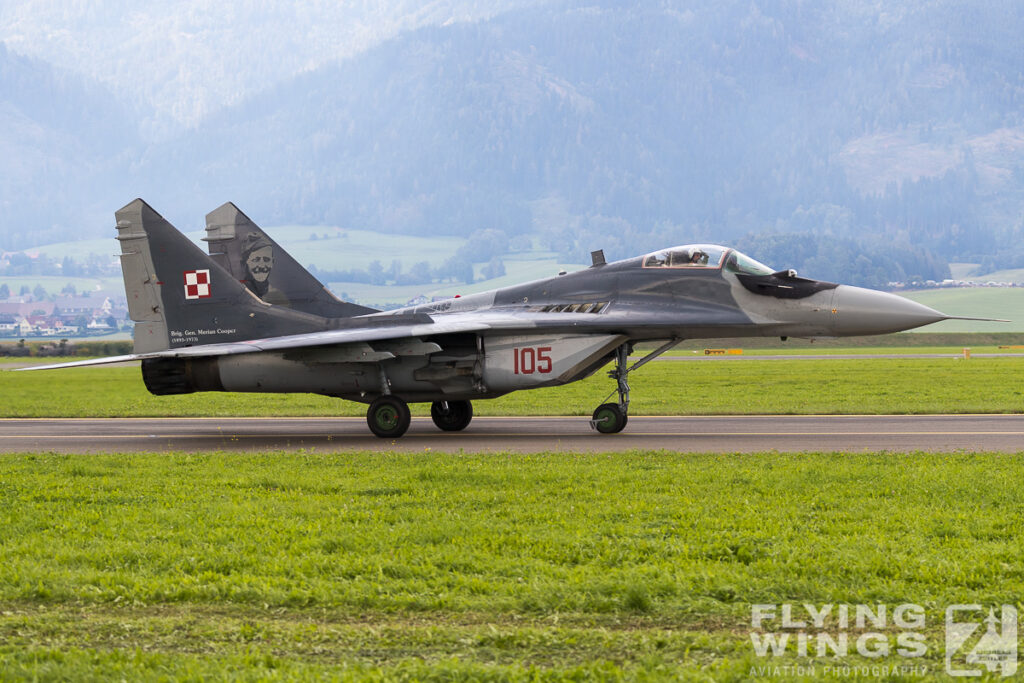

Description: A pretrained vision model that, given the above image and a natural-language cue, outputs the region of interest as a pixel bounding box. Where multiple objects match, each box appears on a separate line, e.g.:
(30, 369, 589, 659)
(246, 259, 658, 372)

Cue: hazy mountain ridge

(0, 0, 542, 132)
(0, 43, 137, 247)
(156, 2, 1023, 261)
(1, 1, 1023, 288)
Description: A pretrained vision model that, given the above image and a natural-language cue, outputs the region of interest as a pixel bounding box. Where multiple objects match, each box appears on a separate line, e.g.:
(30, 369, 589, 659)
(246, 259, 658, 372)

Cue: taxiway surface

(1, 415, 1021, 453)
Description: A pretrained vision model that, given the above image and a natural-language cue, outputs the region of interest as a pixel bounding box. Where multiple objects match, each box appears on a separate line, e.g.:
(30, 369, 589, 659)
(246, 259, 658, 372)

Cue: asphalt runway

(0, 414, 1021, 453)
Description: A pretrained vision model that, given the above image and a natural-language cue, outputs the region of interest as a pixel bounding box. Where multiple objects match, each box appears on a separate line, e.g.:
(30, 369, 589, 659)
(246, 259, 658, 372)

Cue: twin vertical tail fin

(116, 199, 329, 353)
(204, 202, 378, 318)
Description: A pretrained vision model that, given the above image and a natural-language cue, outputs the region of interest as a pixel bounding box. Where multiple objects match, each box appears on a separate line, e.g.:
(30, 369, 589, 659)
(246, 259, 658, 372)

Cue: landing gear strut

(590, 339, 682, 434)
(367, 395, 411, 438)
(430, 400, 473, 431)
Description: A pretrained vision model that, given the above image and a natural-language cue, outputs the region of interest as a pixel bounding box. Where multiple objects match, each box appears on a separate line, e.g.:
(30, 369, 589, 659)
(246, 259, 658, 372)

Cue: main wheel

(367, 396, 411, 438)
(591, 403, 628, 434)
(430, 400, 473, 432)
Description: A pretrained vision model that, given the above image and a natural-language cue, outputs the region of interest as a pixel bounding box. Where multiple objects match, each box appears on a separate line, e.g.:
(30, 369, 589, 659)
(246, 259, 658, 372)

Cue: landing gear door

(483, 334, 625, 392)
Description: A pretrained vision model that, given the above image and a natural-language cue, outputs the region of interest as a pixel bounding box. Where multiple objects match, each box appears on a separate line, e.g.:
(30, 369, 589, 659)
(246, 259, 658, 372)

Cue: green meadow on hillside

(17, 229, 1024, 323)
(901, 288, 1024, 333)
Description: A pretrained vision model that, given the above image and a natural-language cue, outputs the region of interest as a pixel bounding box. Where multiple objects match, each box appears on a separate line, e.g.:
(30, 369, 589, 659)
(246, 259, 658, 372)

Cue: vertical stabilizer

(116, 202, 169, 353)
(116, 199, 329, 353)
(204, 202, 378, 318)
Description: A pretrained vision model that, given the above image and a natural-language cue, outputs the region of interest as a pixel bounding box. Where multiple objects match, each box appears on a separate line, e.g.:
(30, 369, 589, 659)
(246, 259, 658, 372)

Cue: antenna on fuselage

(590, 250, 606, 267)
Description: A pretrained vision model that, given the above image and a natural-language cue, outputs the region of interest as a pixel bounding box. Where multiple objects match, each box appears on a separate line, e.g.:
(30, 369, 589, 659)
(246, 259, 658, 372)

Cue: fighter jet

(24, 199, 993, 438)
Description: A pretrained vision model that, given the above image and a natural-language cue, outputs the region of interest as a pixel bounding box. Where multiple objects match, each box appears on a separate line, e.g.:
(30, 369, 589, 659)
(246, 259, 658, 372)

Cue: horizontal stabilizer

(11, 354, 145, 371)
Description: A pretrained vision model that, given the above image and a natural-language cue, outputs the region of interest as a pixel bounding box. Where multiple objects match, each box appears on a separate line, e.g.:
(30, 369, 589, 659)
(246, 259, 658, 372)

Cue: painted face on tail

(246, 246, 274, 283)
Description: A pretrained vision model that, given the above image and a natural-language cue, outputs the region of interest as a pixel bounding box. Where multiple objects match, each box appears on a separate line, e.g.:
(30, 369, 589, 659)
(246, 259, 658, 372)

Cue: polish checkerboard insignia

(183, 269, 211, 299)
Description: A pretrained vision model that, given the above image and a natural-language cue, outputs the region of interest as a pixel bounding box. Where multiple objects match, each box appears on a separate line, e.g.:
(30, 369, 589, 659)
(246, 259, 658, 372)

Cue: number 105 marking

(513, 346, 552, 374)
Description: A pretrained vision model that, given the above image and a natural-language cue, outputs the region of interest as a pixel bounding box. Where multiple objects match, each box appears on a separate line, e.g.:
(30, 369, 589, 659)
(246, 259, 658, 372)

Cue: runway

(0, 415, 1021, 453)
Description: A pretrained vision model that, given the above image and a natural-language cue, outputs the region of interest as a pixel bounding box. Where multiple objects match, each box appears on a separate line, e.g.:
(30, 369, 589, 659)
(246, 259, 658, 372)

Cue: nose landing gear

(589, 339, 682, 434)
(591, 402, 628, 434)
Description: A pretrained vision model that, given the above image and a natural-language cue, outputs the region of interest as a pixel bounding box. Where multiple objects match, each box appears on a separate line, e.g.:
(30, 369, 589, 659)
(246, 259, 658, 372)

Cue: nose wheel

(589, 339, 681, 434)
(592, 402, 628, 434)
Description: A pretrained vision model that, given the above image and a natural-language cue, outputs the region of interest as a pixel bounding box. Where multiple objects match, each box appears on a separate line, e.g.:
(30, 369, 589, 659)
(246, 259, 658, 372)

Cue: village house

(0, 292, 130, 336)
(0, 314, 25, 336)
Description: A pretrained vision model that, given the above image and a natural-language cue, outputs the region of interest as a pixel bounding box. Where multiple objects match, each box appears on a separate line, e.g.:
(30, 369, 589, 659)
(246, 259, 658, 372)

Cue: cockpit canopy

(641, 244, 774, 276)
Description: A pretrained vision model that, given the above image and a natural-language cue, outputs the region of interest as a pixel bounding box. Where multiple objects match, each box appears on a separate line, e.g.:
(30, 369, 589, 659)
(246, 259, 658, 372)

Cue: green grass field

(0, 450, 1021, 680)
(4, 355, 1024, 417)
(4, 337, 1024, 679)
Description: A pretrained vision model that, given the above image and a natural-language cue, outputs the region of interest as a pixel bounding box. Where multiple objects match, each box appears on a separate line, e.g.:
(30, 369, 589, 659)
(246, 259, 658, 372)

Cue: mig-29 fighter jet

(24, 199, 992, 438)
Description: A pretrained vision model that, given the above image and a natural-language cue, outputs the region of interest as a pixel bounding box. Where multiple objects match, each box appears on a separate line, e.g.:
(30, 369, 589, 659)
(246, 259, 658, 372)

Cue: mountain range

(1, 1, 1022, 286)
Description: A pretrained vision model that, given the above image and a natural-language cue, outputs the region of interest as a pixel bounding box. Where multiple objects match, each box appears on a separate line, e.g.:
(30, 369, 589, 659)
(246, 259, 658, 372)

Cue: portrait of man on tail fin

(240, 231, 287, 305)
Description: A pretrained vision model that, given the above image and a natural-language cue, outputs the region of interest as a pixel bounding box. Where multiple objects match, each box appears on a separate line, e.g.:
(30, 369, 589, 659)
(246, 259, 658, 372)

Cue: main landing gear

(366, 397, 475, 438)
(430, 400, 473, 432)
(367, 396, 411, 438)
(590, 339, 682, 434)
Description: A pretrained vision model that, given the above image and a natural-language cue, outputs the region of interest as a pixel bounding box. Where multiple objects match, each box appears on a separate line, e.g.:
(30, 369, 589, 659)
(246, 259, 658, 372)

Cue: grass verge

(0, 450, 1021, 679)
(3, 355, 1023, 416)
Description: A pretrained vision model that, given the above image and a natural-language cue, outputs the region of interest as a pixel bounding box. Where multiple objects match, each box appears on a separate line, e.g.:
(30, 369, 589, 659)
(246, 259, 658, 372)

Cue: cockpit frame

(640, 244, 776, 277)
(641, 244, 728, 269)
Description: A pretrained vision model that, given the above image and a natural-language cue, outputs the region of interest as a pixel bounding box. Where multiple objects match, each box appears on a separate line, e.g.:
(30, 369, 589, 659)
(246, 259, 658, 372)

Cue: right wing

(17, 316, 496, 371)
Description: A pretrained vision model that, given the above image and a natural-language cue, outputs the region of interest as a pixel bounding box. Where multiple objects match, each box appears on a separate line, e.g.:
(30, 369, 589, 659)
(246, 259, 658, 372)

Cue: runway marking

(1, 413, 1022, 421)
(1, 431, 1022, 439)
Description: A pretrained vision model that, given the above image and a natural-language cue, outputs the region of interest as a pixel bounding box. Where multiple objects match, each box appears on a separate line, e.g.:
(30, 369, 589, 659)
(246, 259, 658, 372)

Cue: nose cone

(833, 285, 947, 335)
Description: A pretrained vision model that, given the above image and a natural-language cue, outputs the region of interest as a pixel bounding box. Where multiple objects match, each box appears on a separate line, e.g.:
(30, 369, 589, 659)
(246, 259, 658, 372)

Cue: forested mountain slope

(1, 1, 1022, 286)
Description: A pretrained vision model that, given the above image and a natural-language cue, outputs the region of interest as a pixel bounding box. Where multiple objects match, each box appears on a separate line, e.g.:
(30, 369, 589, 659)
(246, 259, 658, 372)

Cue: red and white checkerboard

(183, 269, 211, 299)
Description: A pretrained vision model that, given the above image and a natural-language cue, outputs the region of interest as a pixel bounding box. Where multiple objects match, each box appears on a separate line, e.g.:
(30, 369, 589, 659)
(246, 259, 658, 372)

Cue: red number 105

(513, 346, 552, 374)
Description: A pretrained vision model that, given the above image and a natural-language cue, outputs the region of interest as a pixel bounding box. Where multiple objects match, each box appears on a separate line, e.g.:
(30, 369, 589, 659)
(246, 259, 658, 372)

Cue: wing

(15, 314, 519, 371)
